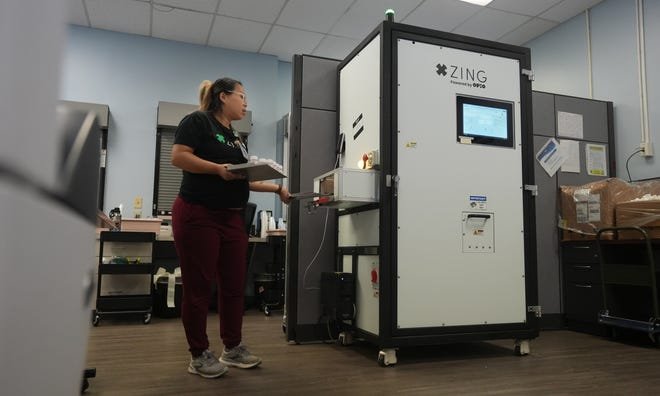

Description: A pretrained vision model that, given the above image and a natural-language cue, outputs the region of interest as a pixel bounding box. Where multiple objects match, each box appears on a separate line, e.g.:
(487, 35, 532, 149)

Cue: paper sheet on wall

(557, 111, 584, 139)
(586, 143, 607, 176)
(536, 138, 566, 177)
(560, 139, 580, 173)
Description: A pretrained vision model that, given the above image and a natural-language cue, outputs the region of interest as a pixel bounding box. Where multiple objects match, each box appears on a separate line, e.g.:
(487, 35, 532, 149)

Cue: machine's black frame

(336, 21, 539, 348)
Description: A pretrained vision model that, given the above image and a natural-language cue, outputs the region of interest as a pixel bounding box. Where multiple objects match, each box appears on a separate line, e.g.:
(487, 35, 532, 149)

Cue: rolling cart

(93, 231, 156, 326)
(596, 227, 660, 345)
(255, 234, 285, 316)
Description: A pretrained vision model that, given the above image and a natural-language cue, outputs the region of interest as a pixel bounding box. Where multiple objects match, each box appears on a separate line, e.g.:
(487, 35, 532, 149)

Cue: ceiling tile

(498, 17, 558, 45)
(260, 25, 324, 62)
(402, 0, 479, 33)
(152, 7, 214, 45)
(312, 35, 360, 60)
(488, 0, 563, 17)
(67, 0, 89, 26)
(86, 0, 151, 36)
(330, 0, 424, 39)
(218, 0, 287, 24)
(540, 0, 604, 22)
(154, 0, 219, 13)
(208, 15, 271, 53)
(453, 7, 531, 40)
(276, 0, 353, 33)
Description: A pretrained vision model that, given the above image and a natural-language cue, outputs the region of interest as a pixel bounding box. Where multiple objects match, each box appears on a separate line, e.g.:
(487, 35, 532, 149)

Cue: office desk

(562, 237, 660, 339)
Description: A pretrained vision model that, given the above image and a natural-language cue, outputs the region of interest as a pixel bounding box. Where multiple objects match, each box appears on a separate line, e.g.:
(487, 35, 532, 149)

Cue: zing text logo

(435, 63, 487, 89)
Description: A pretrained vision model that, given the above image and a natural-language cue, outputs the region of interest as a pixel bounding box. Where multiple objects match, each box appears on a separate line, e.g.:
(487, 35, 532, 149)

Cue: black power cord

(625, 149, 644, 182)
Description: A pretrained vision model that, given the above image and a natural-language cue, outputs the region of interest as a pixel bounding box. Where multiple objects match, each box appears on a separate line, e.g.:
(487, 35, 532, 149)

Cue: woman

(171, 77, 290, 378)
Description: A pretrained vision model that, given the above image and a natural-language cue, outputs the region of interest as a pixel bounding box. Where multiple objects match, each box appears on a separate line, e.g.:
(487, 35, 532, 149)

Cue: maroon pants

(172, 196, 247, 356)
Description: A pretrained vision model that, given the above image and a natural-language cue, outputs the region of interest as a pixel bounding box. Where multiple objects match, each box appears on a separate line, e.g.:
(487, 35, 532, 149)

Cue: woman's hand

(217, 164, 246, 181)
(278, 185, 292, 204)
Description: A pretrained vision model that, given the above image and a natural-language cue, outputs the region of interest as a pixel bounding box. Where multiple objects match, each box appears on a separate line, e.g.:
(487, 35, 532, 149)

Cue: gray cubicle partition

(286, 55, 340, 342)
(532, 91, 615, 328)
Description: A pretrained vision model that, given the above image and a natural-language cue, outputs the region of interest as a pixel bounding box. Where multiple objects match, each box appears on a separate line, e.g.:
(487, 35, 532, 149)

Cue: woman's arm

(250, 181, 291, 203)
(171, 144, 244, 181)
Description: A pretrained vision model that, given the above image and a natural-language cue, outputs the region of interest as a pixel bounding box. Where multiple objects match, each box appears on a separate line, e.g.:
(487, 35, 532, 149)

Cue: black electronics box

(320, 272, 355, 320)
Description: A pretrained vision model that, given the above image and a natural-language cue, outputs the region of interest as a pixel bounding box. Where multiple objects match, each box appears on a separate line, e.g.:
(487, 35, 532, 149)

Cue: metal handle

(574, 284, 592, 289)
(573, 265, 592, 270)
(467, 214, 491, 219)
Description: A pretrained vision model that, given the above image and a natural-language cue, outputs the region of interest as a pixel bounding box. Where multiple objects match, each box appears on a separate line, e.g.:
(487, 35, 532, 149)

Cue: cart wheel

(92, 313, 100, 327)
(143, 313, 151, 324)
(264, 306, 271, 316)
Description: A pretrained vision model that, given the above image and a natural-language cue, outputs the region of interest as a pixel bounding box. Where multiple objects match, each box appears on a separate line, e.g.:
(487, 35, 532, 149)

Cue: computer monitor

(456, 95, 514, 148)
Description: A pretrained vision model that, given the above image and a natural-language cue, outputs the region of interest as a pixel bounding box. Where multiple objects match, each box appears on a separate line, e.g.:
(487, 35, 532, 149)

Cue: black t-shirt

(174, 111, 249, 209)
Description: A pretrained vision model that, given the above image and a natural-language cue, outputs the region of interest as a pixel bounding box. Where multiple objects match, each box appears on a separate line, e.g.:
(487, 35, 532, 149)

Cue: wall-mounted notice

(586, 143, 607, 176)
(536, 138, 566, 177)
(560, 139, 580, 173)
(557, 111, 583, 139)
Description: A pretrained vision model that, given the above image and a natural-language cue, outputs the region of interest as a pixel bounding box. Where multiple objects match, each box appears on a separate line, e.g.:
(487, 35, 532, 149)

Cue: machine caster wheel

(514, 339, 530, 356)
(143, 313, 151, 324)
(92, 313, 100, 327)
(377, 349, 397, 367)
(338, 331, 353, 346)
(282, 325, 286, 334)
(264, 306, 271, 316)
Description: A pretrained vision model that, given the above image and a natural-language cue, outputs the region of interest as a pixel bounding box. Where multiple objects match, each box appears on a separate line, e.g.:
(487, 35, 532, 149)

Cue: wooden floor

(85, 311, 660, 395)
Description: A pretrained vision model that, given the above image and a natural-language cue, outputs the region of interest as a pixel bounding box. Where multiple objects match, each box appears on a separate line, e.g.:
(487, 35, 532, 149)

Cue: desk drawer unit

(561, 242, 604, 332)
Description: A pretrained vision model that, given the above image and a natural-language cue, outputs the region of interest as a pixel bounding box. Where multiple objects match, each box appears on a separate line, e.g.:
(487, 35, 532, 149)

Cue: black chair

(244, 202, 257, 235)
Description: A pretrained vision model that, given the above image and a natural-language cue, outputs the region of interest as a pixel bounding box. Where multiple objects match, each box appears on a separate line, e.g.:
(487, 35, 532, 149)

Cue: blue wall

(528, 0, 659, 181)
(60, 26, 292, 216)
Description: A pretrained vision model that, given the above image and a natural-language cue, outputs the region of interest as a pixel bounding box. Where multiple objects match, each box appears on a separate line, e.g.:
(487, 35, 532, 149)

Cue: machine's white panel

(396, 39, 527, 328)
(356, 255, 379, 335)
(338, 209, 379, 247)
(339, 34, 381, 170)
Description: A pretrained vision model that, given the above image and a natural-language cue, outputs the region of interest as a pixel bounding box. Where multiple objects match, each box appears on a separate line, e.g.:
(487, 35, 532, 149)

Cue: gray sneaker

(219, 343, 262, 368)
(188, 350, 228, 378)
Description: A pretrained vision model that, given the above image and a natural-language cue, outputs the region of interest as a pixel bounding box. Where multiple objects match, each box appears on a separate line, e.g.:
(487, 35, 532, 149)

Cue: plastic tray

(226, 162, 287, 181)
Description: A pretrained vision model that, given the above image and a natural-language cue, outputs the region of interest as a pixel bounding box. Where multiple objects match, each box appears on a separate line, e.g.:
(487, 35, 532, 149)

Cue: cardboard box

(560, 178, 633, 241)
(121, 218, 162, 234)
(615, 200, 660, 240)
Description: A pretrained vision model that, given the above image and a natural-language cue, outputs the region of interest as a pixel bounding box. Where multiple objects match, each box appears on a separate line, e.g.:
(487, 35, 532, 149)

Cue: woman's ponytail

(198, 80, 213, 111)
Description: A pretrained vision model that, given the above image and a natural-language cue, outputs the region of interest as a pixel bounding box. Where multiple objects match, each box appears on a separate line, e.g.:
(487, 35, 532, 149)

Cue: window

(153, 128, 181, 216)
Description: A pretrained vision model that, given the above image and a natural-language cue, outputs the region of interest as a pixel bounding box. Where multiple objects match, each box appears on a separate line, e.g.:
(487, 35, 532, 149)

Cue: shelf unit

(93, 231, 156, 326)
